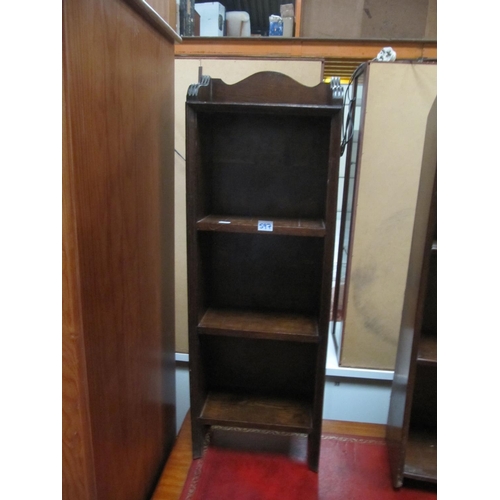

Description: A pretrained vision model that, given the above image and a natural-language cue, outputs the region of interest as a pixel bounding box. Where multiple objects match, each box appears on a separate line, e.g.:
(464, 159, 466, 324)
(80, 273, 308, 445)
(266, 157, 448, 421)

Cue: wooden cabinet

(185, 71, 343, 471)
(386, 99, 437, 488)
(62, 1, 180, 499)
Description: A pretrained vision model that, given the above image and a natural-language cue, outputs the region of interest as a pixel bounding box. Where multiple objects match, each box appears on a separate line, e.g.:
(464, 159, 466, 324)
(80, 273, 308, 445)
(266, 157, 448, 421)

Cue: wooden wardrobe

(62, 1, 180, 499)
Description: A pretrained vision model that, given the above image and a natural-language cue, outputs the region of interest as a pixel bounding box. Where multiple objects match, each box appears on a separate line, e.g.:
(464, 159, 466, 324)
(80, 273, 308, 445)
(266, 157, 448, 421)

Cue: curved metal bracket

(330, 77, 343, 100)
(187, 75, 212, 97)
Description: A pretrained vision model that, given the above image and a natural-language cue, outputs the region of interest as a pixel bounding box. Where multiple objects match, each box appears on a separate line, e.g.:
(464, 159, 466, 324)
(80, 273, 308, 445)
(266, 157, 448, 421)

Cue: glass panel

(331, 66, 366, 356)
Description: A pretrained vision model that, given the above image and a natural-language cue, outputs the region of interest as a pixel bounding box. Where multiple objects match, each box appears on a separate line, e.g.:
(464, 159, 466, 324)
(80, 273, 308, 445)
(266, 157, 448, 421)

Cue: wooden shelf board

(197, 215, 326, 237)
(187, 101, 341, 115)
(404, 427, 437, 483)
(417, 331, 437, 365)
(198, 308, 319, 342)
(199, 391, 313, 432)
(417, 332, 437, 365)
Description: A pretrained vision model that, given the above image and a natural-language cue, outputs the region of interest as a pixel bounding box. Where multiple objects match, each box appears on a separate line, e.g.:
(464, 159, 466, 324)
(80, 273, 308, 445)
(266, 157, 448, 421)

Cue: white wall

(175, 361, 191, 433)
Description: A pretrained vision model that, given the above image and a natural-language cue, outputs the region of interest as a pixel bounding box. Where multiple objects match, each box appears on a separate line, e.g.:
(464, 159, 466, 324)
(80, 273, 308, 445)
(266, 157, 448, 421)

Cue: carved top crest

(186, 71, 343, 111)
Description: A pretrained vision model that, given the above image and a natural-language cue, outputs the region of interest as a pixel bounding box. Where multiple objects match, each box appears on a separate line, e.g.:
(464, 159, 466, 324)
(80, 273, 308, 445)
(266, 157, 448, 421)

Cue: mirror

(180, 0, 436, 40)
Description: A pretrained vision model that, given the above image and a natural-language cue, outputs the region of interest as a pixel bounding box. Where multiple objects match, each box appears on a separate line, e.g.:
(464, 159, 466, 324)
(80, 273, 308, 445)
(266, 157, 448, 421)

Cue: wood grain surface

(62, 61, 98, 500)
(62, 0, 177, 498)
(151, 412, 193, 500)
(198, 308, 319, 342)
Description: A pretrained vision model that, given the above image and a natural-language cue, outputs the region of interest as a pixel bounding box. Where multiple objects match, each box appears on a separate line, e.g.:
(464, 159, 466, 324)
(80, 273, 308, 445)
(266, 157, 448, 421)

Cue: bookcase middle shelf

(196, 215, 326, 237)
(198, 307, 320, 342)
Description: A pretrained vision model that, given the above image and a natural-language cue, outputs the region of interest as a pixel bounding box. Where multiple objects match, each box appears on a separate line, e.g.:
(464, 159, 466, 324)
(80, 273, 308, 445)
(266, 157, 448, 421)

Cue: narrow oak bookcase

(185, 71, 343, 471)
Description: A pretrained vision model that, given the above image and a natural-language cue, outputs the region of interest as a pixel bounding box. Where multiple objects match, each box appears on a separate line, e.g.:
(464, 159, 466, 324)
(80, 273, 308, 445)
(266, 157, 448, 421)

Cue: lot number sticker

(257, 220, 273, 232)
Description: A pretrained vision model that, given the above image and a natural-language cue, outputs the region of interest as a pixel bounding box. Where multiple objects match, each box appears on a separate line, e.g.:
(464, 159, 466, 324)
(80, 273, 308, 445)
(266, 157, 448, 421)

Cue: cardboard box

(194, 2, 225, 36)
(300, 0, 436, 39)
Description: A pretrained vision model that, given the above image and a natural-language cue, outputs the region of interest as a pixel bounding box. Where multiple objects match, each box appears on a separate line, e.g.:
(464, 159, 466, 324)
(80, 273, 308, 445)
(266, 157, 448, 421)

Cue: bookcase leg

(191, 420, 206, 459)
(307, 432, 320, 472)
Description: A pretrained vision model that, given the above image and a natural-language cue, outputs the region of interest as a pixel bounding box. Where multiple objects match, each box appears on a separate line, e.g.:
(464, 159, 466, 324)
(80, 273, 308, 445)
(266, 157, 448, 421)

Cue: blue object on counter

(269, 15, 283, 36)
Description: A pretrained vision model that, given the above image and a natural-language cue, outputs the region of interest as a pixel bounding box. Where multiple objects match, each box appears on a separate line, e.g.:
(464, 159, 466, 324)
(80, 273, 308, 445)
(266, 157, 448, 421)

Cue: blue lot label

(257, 220, 273, 232)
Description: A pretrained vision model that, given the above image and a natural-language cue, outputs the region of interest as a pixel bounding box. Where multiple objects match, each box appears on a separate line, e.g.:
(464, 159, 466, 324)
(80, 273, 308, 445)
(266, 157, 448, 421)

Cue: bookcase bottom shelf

(199, 391, 313, 433)
(403, 426, 437, 483)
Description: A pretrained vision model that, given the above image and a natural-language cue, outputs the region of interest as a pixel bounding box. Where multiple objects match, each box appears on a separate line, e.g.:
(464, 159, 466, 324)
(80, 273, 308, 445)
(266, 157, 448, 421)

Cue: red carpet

(179, 428, 437, 500)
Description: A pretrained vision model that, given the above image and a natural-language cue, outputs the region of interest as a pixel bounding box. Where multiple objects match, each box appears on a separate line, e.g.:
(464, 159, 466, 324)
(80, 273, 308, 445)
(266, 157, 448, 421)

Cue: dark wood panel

(63, 0, 176, 498)
(200, 392, 313, 432)
(421, 251, 437, 333)
(410, 364, 437, 428)
(200, 232, 324, 315)
(197, 112, 332, 219)
(308, 103, 342, 472)
(198, 307, 319, 342)
(197, 215, 326, 237)
(200, 336, 317, 398)
(185, 105, 210, 458)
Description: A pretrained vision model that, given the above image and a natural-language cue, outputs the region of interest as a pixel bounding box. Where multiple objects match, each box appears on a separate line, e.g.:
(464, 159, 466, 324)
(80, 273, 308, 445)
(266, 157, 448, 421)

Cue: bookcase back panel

(198, 113, 331, 218)
(200, 336, 317, 398)
(422, 252, 437, 333)
(409, 364, 437, 428)
(199, 232, 324, 314)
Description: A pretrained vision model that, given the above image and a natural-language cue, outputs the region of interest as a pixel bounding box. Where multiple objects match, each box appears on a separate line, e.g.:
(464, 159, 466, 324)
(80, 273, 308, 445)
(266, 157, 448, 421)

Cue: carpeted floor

(179, 427, 437, 500)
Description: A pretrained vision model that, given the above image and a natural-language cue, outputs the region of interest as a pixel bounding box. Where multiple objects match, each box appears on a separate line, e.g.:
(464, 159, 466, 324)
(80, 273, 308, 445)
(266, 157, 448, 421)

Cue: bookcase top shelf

(187, 101, 342, 116)
(186, 71, 344, 111)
